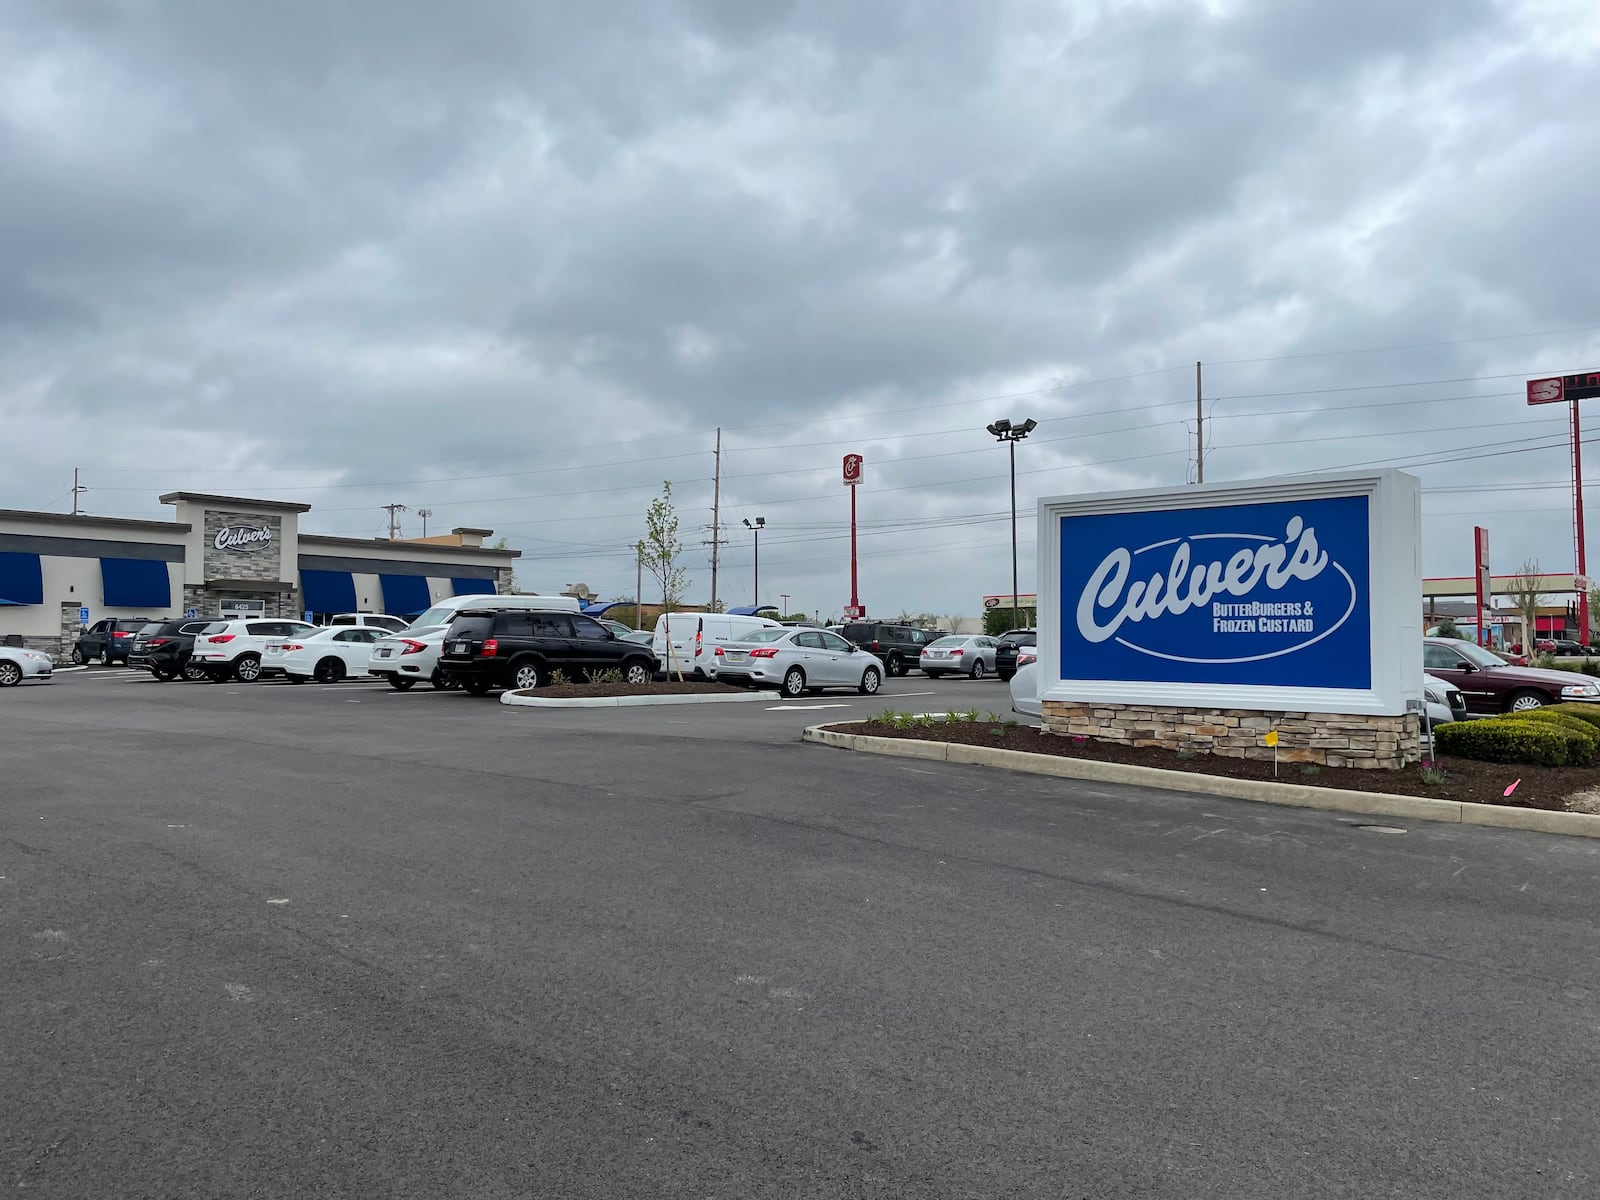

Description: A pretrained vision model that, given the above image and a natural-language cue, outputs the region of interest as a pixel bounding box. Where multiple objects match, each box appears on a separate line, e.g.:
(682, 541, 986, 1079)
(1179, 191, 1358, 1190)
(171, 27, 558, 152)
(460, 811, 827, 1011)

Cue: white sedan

(0, 645, 53, 687)
(267, 627, 388, 683)
(367, 625, 453, 691)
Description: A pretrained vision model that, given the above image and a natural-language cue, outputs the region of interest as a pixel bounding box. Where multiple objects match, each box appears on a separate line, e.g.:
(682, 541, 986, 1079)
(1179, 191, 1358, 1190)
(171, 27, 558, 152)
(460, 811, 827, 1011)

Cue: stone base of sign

(1040, 701, 1421, 770)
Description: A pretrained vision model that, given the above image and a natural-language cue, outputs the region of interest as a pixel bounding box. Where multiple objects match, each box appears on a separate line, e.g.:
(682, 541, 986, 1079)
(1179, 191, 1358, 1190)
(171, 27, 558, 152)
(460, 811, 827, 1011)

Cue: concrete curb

(801, 723, 1600, 840)
(500, 689, 768, 709)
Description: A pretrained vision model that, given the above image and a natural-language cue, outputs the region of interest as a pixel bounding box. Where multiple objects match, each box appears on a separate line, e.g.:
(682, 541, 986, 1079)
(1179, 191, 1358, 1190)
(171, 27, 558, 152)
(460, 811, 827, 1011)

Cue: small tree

(641, 481, 689, 612)
(1433, 617, 1469, 641)
(1505, 558, 1546, 649)
(492, 537, 519, 592)
(984, 606, 1037, 638)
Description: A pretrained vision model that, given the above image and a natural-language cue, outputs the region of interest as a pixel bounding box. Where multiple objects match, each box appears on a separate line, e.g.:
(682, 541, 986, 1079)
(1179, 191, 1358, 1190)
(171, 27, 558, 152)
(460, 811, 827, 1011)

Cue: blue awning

(380, 574, 432, 617)
(0, 552, 44, 605)
(100, 557, 170, 609)
(301, 569, 357, 614)
(450, 577, 496, 597)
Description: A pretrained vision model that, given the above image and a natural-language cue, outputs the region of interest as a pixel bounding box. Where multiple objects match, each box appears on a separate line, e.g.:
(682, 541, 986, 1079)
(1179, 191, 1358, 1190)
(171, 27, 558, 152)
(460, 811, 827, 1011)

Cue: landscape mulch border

(533, 680, 747, 699)
(822, 721, 1596, 812)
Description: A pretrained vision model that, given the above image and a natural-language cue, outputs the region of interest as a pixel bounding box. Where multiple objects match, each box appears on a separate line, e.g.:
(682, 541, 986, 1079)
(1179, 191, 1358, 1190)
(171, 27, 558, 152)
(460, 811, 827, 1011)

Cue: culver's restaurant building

(0, 492, 520, 658)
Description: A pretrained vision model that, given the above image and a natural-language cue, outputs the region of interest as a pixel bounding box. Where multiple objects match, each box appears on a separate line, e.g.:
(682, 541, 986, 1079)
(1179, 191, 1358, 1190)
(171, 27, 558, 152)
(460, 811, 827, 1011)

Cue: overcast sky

(3, 0, 1599, 619)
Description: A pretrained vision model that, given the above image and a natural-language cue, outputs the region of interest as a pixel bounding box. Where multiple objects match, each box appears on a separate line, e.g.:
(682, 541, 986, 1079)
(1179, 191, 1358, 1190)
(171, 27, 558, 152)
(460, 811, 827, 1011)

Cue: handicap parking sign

(185, 608, 196, 619)
(78, 606, 89, 625)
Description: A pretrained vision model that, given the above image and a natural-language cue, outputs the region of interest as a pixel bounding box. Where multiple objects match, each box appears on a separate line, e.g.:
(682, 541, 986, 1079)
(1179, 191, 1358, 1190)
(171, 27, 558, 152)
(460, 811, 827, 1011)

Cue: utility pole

(71, 468, 87, 516)
(417, 508, 433, 537)
(1195, 361, 1205, 484)
(635, 541, 645, 630)
(709, 429, 722, 610)
(780, 593, 790, 617)
(382, 503, 407, 539)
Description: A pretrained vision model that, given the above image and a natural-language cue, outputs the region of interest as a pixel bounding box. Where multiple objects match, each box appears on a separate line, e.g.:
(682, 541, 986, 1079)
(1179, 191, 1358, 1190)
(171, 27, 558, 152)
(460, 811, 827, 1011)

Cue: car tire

(233, 654, 263, 683)
(313, 658, 345, 684)
(0, 661, 22, 687)
(859, 666, 882, 695)
(1506, 689, 1548, 713)
(151, 669, 176, 682)
(623, 659, 652, 686)
(781, 666, 806, 698)
(428, 669, 454, 691)
(462, 678, 494, 696)
(997, 670, 1015, 682)
(101, 649, 115, 666)
(885, 653, 902, 677)
(970, 660, 987, 680)
(181, 661, 209, 682)
(511, 660, 544, 690)
(923, 670, 942, 679)
(71, 645, 86, 665)
(387, 677, 417, 691)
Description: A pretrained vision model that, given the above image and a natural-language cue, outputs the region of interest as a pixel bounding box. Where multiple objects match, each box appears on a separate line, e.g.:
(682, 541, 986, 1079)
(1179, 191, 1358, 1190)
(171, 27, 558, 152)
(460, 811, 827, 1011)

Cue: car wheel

(387, 677, 417, 691)
(998, 670, 1015, 682)
(233, 654, 263, 683)
(462, 678, 494, 696)
(970, 660, 986, 680)
(623, 659, 652, 686)
(428, 669, 454, 691)
(0, 661, 22, 687)
(101, 649, 115, 665)
(885, 653, 902, 677)
(923, 670, 941, 679)
(512, 660, 544, 690)
(1506, 689, 1548, 713)
(781, 666, 806, 698)
(859, 666, 882, 695)
(71, 645, 86, 665)
(313, 658, 345, 684)
(181, 661, 209, 682)
(206, 669, 228, 683)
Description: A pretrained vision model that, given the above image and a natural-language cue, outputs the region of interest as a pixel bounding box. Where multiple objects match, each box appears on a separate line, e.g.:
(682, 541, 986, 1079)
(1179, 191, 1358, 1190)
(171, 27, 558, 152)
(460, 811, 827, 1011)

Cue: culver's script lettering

(214, 524, 273, 552)
(1078, 516, 1338, 651)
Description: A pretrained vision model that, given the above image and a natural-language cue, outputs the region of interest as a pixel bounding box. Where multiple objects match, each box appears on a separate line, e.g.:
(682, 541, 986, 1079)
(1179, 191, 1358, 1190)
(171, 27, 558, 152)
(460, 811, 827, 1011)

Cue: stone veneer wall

(1041, 701, 1421, 770)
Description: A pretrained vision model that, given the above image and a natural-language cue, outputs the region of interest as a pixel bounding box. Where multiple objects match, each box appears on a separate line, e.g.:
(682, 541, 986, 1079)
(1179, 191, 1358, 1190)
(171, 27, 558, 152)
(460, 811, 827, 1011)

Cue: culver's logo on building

(214, 524, 273, 552)
(1061, 495, 1371, 689)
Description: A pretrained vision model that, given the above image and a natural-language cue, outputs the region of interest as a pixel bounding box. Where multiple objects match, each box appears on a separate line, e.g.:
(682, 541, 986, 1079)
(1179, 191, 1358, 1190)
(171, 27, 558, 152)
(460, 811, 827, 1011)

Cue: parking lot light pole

(986, 418, 1038, 632)
(743, 517, 765, 606)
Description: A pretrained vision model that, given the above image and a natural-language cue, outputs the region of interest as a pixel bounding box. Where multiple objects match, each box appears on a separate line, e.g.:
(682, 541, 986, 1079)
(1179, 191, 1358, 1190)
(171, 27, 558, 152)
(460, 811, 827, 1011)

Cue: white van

(407, 593, 583, 632)
(652, 612, 784, 679)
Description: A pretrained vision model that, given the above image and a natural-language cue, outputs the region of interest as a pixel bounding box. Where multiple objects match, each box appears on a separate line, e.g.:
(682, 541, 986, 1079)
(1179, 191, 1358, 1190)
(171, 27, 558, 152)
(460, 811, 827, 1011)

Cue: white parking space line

(764, 703, 853, 711)
(888, 691, 936, 698)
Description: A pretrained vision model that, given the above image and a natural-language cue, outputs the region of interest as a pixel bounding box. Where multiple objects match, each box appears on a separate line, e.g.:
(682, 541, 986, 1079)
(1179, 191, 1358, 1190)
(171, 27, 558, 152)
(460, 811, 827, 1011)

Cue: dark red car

(1423, 637, 1600, 713)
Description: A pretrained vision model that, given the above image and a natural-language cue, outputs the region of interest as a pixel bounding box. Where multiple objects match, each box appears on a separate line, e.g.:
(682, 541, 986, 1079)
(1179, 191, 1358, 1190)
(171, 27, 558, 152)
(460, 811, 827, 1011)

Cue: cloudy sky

(3, 0, 1599, 620)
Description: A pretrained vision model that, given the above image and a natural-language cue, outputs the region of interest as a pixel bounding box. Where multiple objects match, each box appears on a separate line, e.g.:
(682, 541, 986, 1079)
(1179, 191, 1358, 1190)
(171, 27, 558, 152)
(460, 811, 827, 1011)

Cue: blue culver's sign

(1061, 494, 1372, 689)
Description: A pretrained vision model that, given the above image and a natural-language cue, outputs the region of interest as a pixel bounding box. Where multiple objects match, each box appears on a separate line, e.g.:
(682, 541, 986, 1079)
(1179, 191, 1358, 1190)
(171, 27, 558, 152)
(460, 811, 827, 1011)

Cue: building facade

(0, 492, 521, 658)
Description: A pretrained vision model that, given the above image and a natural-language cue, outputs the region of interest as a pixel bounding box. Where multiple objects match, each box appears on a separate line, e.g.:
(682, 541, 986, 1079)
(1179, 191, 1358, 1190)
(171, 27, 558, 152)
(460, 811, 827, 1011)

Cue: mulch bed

(530, 680, 747, 698)
(822, 721, 1597, 812)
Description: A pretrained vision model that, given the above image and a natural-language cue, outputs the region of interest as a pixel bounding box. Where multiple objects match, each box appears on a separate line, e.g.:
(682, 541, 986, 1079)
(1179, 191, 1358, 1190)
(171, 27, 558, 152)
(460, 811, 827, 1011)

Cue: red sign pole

(842, 453, 863, 618)
(1576, 401, 1590, 646)
(1473, 526, 1490, 647)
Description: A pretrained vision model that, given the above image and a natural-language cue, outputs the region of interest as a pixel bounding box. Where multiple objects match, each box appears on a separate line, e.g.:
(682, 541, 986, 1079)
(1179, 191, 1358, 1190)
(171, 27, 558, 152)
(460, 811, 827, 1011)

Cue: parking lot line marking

(765, 703, 853, 711)
(890, 691, 936, 698)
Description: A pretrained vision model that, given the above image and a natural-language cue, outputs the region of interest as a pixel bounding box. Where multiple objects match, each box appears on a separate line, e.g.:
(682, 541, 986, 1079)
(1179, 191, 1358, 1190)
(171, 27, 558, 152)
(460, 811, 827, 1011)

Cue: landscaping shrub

(1505, 708, 1600, 746)
(1434, 719, 1592, 767)
(1552, 703, 1600, 731)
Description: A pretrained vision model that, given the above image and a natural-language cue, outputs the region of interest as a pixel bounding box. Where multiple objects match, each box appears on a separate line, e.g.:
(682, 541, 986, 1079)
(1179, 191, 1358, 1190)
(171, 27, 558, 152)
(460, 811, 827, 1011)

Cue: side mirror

(1458, 661, 1476, 673)
(849, 643, 859, 653)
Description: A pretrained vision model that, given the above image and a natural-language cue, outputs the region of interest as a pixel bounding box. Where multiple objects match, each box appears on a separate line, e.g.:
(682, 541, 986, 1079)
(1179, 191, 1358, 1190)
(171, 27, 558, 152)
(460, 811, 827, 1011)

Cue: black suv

(836, 622, 941, 677)
(440, 609, 657, 695)
(127, 618, 216, 681)
(994, 628, 1036, 681)
(73, 617, 157, 665)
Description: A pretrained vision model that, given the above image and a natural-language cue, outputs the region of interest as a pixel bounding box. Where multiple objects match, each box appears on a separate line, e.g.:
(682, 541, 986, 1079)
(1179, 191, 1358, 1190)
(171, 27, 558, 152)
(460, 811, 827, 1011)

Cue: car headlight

(1424, 688, 1443, 705)
(1560, 683, 1600, 697)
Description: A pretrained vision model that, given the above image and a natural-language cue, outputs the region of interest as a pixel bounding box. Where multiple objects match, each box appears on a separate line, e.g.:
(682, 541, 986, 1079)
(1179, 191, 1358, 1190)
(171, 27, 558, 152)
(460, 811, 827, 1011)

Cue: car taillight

(1018, 652, 1036, 667)
(112, 630, 134, 638)
(714, 646, 725, 656)
(695, 629, 703, 657)
(749, 647, 779, 658)
(482, 638, 498, 657)
(281, 642, 305, 652)
(399, 639, 427, 655)
(207, 634, 236, 644)
(149, 637, 172, 646)
(950, 648, 964, 655)
(871, 640, 880, 651)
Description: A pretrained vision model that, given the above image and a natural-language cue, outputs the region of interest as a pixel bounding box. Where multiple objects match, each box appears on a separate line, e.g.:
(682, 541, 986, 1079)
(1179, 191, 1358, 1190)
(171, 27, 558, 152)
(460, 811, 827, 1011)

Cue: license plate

(375, 648, 392, 658)
(452, 641, 470, 654)
(267, 647, 282, 655)
(725, 651, 746, 661)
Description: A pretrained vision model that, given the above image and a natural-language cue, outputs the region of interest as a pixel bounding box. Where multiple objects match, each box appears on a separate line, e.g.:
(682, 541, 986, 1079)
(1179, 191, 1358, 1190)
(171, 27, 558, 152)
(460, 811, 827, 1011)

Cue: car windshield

(1453, 642, 1507, 668)
(928, 636, 967, 648)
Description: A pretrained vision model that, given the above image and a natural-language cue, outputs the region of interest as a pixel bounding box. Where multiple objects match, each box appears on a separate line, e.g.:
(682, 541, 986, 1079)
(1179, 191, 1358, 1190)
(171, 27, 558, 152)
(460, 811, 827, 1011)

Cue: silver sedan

(919, 635, 999, 680)
(709, 627, 885, 697)
(0, 645, 54, 687)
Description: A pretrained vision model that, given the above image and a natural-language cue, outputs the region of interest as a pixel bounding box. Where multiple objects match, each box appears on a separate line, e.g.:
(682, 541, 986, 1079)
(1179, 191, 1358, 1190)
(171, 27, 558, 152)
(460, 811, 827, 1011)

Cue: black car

(1547, 640, 1593, 657)
(127, 618, 216, 681)
(73, 617, 158, 665)
(836, 622, 942, 677)
(994, 628, 1037, 681)
(440, 609, 657, 695)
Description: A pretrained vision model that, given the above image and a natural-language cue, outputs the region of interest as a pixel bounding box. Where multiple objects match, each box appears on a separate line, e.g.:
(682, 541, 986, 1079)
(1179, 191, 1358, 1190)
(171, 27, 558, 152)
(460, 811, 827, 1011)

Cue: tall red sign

(1527, 369, 1599, 645)
(843, 454, 863, 618)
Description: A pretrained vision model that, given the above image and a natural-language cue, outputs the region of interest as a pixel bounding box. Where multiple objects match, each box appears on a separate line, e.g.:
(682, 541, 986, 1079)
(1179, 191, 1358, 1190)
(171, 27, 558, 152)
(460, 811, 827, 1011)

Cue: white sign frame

(1036, 469, 1421, 717)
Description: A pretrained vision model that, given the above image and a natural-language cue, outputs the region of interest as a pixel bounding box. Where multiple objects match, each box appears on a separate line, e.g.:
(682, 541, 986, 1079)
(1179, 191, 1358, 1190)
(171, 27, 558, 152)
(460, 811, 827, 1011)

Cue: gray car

(0, 645, 54, 686)
(708, 627, 885, 697)
(920, 635, 999, 679)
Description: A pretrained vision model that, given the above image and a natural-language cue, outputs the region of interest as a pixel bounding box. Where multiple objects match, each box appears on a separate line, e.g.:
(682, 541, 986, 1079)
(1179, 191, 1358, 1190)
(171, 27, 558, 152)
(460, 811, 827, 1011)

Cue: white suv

(326, 613, 408, 633)
(191, 618, 317, 682)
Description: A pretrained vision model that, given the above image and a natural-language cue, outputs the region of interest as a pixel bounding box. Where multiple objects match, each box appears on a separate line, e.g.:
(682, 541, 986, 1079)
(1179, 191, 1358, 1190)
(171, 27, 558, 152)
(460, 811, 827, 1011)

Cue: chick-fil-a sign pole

(1528, 370, 1600, 645)
(843, 454, 864, 618)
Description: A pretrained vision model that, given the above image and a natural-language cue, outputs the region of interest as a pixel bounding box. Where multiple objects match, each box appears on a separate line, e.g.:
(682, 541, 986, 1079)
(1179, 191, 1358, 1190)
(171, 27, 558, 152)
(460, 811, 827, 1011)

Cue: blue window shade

(301, 569, 357, 614)
(0, 552, 44, 605)
(100, 557, 170, 608)
(380, 574, 432, 617)
(450, 577, 495, 597)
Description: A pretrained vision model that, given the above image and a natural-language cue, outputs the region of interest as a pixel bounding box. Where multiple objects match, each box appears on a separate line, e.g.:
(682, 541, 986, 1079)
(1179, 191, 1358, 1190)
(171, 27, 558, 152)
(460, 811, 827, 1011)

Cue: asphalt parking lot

(5, 668, 1599, 1197)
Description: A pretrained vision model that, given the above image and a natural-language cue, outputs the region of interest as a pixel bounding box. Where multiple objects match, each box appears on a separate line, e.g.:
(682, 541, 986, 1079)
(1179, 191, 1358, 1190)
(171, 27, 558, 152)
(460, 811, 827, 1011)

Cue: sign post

(1528, 370, 1600, 646)
(1473, 526, 1491, 647)
(843, 454, 863, 619)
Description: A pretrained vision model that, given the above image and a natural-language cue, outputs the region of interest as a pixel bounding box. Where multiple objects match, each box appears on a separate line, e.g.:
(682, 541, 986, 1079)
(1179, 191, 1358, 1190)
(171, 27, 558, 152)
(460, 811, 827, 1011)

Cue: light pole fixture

(743, 517, 765, 606)
(986, 418, 1038, 633)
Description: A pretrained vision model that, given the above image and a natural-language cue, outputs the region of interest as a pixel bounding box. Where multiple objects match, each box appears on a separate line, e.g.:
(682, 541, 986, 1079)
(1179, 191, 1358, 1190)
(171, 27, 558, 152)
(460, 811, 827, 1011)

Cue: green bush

(983, 606, 1037, 637)
(1554, 702, 1600, 730)
(1435, 719, 1592, 767)
(1505, 708, 1600, 745)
